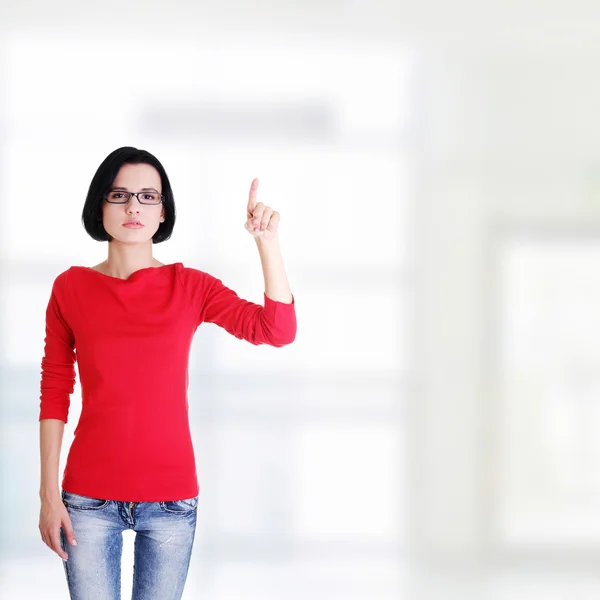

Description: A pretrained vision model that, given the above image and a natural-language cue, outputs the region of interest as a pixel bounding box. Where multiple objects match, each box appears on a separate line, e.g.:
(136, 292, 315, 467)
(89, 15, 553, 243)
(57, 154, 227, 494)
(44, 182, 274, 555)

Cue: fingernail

(71, 540, 77, 546)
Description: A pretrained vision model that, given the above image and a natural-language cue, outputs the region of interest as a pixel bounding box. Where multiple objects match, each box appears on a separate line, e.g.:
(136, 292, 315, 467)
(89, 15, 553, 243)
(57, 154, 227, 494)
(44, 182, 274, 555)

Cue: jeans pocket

(159, 495, 199, 514)
(62, 490, 110, 510)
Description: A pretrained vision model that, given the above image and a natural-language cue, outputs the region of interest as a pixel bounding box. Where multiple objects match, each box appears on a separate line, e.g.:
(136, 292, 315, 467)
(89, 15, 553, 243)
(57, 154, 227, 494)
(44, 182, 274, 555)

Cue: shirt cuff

(263, 292, 295, 320)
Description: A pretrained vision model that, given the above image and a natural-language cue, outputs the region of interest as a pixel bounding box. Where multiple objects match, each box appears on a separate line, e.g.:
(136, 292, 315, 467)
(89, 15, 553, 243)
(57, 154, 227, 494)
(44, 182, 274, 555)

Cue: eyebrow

(110, 186, 160, 192)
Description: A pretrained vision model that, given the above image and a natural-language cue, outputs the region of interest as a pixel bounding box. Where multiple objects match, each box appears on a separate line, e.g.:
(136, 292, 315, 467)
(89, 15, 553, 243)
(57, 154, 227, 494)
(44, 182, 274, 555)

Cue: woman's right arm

(38, 272, 78, 560)
(39, 418, 64, 500)
(39, 418, 76, 560)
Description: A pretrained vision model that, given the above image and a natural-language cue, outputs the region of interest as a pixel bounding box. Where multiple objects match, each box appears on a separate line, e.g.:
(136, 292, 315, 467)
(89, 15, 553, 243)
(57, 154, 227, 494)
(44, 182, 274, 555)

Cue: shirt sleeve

(178, 265, 297, 347)
(39, 271, 76, 423)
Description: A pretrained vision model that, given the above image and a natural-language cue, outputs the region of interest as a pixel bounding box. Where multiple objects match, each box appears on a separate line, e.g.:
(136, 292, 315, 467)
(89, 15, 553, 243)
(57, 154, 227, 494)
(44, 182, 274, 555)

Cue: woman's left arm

(183, 178, 296, 347)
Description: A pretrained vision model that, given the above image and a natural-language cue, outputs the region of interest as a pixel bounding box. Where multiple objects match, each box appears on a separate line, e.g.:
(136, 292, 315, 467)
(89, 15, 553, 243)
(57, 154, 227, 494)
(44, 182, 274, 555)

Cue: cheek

(103, 210, 124, 230)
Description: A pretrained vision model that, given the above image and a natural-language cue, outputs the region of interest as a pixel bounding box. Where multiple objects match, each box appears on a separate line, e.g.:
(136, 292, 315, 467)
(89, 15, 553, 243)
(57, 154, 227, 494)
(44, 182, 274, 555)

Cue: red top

(39, 262, 296, 502)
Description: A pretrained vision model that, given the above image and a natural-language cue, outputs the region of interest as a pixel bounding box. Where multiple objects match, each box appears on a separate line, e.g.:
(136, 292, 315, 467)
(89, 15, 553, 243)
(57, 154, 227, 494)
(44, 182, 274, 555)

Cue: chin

(107, 228, 156, 243)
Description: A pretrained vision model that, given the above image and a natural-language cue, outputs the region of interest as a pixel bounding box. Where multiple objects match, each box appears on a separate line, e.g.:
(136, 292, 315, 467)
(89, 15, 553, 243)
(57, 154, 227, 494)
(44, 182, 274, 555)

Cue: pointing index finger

(247, 178, 259, 217)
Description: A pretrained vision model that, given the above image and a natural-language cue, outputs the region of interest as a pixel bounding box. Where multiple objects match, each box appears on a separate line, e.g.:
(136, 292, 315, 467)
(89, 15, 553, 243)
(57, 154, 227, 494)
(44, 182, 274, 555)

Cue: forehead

(112, 163, 161, 190)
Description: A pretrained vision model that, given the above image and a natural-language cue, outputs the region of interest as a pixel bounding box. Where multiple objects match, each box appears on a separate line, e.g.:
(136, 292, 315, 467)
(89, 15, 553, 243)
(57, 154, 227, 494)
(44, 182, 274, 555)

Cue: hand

(244, 178, 280, 242)
(39, 495, 77, 561)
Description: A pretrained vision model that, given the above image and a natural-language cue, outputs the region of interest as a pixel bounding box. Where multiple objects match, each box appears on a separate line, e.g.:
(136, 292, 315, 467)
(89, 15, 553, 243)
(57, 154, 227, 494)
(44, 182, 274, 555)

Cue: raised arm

(178, 177, 297, 347)
(201, 272, 296, 347)
(244, 178, 293, 305)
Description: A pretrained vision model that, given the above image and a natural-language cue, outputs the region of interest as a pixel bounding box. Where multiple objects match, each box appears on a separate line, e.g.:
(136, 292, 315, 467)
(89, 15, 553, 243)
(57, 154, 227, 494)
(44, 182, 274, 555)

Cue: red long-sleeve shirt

(39, 262, 296, 502)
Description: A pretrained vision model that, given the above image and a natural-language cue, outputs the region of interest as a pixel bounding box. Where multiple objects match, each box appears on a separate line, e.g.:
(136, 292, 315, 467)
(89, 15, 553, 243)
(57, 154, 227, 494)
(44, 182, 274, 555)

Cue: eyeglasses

(104, 190, 164, 205)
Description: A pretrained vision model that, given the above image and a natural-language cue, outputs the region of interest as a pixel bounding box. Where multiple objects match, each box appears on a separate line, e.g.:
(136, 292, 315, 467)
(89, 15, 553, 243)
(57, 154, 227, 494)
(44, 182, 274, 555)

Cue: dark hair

(82, 146, 176, 243)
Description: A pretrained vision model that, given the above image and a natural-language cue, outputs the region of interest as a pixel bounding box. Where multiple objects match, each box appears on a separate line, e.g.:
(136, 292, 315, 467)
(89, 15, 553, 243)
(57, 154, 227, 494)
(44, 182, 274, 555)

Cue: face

(102, 162, 166, 243)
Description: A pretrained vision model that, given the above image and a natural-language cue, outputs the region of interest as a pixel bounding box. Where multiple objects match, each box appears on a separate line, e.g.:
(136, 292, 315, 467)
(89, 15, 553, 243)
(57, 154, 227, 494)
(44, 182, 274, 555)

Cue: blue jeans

(59, 489, 198, 600)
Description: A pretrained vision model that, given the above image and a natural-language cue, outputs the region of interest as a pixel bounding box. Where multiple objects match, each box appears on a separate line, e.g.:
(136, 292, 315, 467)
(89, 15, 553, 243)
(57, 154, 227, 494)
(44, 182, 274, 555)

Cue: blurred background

(2, 1, 600, 598)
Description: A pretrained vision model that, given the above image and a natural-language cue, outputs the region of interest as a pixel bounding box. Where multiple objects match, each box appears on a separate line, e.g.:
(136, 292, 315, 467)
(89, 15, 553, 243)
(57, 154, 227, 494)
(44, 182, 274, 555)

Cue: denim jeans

(59, 489, 198, 600)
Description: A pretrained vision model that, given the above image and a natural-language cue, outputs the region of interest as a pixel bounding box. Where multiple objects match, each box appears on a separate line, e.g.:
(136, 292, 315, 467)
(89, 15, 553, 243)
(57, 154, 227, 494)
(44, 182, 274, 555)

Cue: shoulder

(45, 268, 76, 314)
(176, 263, 221, 300)
(177, 263, 216, 283)
(52, 265, 93, 292)
(52, 267, 75, 289)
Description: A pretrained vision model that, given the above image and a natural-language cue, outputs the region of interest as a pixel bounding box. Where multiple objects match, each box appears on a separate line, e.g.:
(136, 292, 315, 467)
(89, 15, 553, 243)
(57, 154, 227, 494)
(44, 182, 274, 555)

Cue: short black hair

(82, 146, 176, 243)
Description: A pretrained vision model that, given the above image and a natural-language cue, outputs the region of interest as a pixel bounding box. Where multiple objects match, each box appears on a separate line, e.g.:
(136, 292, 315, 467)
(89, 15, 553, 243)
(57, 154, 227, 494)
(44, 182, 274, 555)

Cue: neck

(100, 243, 163, 279)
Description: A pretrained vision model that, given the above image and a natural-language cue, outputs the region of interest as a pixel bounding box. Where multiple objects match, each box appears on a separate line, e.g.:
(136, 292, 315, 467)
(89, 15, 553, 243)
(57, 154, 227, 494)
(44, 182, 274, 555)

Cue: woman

(37, 146, 297, 599)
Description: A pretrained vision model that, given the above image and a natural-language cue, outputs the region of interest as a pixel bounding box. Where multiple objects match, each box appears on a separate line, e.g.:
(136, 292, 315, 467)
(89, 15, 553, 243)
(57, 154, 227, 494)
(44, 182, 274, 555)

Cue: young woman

(37, 146, 297, 599)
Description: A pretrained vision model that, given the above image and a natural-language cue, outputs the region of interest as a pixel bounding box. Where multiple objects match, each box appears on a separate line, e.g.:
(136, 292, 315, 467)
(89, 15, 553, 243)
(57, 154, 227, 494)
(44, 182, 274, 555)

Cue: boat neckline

(72, 262, 180, 282)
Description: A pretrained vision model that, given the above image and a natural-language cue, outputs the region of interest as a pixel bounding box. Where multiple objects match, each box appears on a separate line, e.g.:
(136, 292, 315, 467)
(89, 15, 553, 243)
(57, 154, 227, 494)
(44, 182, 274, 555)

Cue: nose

(126, 194, 143, 214)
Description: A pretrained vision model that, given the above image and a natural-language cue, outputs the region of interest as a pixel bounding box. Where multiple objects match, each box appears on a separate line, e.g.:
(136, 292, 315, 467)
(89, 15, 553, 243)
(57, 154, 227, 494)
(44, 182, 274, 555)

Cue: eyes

(111, 192, 157, 201)
(105, 191, 163, 204)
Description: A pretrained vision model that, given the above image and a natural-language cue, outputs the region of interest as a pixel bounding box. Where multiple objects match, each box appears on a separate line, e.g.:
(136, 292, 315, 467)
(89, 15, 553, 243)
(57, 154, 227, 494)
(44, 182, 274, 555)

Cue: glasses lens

(140, 193, 161, 204)
(106, 191, 129, 203)
(105, 191, 162, 204)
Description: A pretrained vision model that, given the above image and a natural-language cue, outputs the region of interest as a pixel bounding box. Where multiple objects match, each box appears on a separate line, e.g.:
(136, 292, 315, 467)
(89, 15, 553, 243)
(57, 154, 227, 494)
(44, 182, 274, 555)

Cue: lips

(123, 220, 143, 226)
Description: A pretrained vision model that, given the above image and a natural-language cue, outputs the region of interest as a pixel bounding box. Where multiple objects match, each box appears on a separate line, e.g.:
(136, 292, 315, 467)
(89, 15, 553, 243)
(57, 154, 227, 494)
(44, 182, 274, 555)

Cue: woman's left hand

(244, 178, 280, 242)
